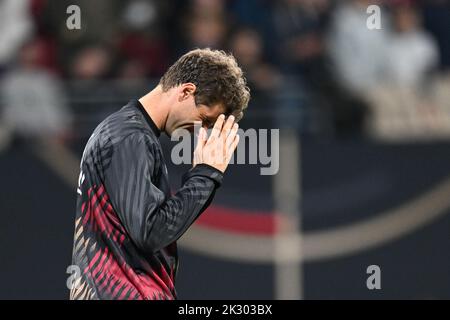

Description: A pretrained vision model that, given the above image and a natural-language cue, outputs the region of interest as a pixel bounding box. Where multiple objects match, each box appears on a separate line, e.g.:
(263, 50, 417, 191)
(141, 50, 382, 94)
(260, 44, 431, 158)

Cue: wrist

(183, 164, 224, 186)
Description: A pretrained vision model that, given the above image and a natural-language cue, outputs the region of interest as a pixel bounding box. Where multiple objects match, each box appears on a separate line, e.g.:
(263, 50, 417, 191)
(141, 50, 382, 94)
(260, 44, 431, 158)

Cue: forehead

(199, 102, 227, 118)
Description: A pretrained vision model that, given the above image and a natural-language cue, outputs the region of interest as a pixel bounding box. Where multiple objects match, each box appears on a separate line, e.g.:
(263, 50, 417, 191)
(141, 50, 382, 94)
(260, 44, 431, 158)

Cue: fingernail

(229, 115, 235, 121)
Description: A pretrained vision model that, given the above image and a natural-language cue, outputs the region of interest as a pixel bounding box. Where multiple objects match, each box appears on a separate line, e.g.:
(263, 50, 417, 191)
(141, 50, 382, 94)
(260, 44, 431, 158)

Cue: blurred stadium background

(0, 0, 450, 299)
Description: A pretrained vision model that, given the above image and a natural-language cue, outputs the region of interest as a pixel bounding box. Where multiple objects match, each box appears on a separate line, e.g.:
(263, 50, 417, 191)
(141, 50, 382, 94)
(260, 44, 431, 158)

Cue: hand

(193, 114, 240, 173)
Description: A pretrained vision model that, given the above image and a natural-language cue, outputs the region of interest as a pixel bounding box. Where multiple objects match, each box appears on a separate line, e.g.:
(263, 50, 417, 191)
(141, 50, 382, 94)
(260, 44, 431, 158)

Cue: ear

(179, 83, 196, 102)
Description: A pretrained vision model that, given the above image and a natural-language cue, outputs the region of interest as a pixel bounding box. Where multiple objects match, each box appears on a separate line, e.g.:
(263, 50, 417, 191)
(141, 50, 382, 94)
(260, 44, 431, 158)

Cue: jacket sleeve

(102, 133, 223, 253)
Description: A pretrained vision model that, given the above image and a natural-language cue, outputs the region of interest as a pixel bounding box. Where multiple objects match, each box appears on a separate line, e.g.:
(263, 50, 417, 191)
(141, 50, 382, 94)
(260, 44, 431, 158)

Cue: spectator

(0, 0, 33, 71)
(0, 39, 72, 139)
(273, 0, 330, 78)
(229, 27, 280, 129)
(114, 59, 153, 107)
(66, 45, 115, 137)
(177, 0, 229, 53)
(228, 0, 276, 61)
(229, 27, 280, 94)
(367, 3, 441, 140)
(384, 3, 439, 88)
(118, 0, 170, 77)
(327, 0, 388, 95)
(40, 0, 122, 74)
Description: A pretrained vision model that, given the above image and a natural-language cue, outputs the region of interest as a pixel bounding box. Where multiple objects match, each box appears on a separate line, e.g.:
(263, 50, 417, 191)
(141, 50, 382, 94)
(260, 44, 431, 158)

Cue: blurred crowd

(0, 0, 449, 143)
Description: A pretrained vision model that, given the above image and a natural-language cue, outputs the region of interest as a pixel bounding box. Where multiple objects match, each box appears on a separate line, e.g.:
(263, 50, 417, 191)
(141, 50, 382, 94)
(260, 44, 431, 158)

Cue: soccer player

(70, 49, 250, 300)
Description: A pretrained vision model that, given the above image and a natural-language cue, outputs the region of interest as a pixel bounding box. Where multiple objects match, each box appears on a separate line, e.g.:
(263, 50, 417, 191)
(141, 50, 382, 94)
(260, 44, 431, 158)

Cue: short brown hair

(159, 48, 250, 121)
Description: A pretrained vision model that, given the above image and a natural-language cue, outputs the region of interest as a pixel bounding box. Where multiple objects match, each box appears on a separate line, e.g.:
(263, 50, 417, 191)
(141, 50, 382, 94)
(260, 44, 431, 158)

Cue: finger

(220, 115, 235, 139)
(226, 134, 240, 162)
(195, 127, 206, 151)
(194, 127, 206, 165)
(209, 114, 225, 141)
(226, 123, 239, 147)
